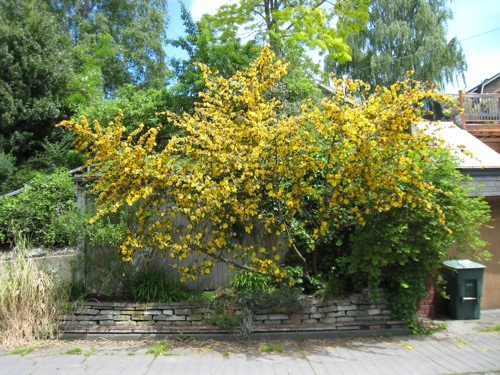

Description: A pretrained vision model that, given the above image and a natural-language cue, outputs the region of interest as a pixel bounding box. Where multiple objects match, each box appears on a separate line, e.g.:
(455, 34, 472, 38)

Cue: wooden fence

(74, 178, 287, 290)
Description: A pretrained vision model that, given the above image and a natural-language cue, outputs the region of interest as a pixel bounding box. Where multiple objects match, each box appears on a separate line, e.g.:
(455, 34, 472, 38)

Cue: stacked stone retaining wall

(59, 293, 407, 337)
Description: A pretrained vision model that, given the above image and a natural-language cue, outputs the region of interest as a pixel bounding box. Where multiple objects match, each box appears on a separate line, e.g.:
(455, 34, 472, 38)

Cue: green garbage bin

(442, 260, 486, 320)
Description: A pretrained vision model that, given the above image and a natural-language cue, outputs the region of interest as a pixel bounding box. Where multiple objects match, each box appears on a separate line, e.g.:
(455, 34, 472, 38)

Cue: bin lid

(443, 259, 486, 270)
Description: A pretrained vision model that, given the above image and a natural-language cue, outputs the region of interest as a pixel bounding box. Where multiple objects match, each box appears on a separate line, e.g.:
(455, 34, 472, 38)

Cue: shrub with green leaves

(230, 269, 303, 314)
(342, 150, 491, 326)
(131, 269, 191, 303)
(0, 151, 15, 193)
(204, 293, 241, 330)
(0, 168, 77, 247)
(230, 270, 273, 294)
(56, 208, 134, 300)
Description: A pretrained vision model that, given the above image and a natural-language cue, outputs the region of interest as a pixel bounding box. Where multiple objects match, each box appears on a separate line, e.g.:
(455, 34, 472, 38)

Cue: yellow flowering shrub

(58, 47, 462, 282)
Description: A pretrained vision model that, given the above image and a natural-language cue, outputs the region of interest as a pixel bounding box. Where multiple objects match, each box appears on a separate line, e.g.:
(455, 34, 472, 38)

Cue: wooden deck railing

(459, 91, 500, 128)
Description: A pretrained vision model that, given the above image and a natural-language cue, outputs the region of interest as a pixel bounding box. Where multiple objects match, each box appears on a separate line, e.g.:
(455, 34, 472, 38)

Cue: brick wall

(416, 283, 436, 318)
(59, 293, 407, 336)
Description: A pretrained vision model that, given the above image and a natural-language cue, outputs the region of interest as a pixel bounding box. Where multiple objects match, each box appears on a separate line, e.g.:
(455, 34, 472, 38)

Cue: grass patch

(259, 341, 284, 354)
(298, 348, 307, 358)
(146, 342, 172, 357)
(64, 348, 83, 355)
(478, 325, 500, 333)
(9, 346, 36, 356)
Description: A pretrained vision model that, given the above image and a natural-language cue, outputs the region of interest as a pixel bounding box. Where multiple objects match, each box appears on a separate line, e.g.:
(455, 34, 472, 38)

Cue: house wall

(434, 196, 500, 314)
(475, 196, 500, 309)
(480, 141, 500, 154)
(484, 81, 500, 94)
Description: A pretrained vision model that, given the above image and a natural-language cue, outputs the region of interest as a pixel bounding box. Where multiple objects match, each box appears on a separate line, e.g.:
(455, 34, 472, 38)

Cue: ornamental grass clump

(0, 234, 67, 348)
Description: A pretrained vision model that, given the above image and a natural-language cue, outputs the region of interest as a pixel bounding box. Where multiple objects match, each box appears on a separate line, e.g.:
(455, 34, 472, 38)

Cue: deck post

(459, 90, 466, 130)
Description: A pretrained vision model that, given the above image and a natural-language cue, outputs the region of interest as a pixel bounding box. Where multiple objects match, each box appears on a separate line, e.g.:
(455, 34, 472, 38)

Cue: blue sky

(167, 0, 500, 93)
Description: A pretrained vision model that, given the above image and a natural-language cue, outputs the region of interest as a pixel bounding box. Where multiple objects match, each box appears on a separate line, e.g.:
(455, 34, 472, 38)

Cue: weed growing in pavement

(64, 348, 83, 355)
(259, 341, 284, 354)
(410, 316, 448, 335)
(146, 341, 173, 357)
(478, 325, 500, 333)
(298, 348, 307, 359)
(177, 332, 195, 342)
(8, 346, 36, 356)
(85, 347, 96, 357)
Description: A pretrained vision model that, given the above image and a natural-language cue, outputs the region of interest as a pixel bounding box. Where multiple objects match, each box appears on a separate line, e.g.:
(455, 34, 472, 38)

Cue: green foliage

(259, 341, 284, 354)
(478, 325, 500, 333)
(69, 249, 135, 300)
(308, 271, 347, 297)
(45, 0, 170, 94)
(146, 341, 173, 357)
(22, 132, 86, 173)
(131, 269, 190, 303)
(0, 168, 77, 246)
(410, 317, 448, 335)
(0, 0, 72, 161)
(0, 131, 84, 195)
(230, 270, 304, 323)
(205, 0, 369, 65)
(223, 271, 304, 335)
(228, 270, 303, 335)
(330, 0, 466, 88)
(204, 294, 241, 330)
(76, 84, 177, 144)
(64, 348, 83, 355)
(342, 150, 490, 324)
(263, 50, 323, 116)
(230, 270, 273, 294)
(170, 5, 318, 117)
(0, 151, 16, 193)
(8, 346, 36, 356)
(57, 208, 134, 299)
(66, 280, 87, 302)
(60, 207, 196, 303)
(0, 168, 37, 197)
(63, 33, 114, 110)
(169, 3, 261, 114)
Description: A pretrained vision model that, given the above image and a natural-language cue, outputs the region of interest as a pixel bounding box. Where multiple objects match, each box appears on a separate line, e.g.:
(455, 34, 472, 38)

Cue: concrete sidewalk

(0, 310, 499, 375)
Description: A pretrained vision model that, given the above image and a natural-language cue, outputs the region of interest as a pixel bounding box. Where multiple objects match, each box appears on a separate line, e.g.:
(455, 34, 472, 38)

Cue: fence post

(459, 90, 466, 129)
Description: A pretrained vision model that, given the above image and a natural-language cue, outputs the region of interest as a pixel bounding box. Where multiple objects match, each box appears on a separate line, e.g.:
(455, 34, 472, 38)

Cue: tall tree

(169, 2, 261, 114)
(205, 0, 369, 66)
(45, 0, 170, 95)
(329, 0, 466, 88)
(0, 0, 72, 160)
(180, 2, 323, 116)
